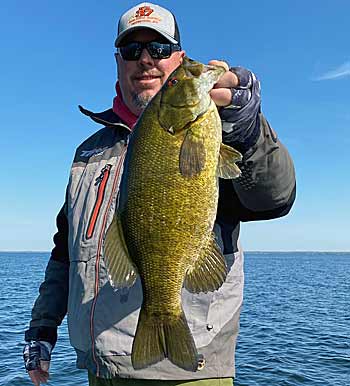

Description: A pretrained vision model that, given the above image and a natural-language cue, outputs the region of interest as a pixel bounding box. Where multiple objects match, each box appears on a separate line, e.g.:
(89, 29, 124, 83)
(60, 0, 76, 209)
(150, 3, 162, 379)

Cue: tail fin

(131, 308, 199, 372)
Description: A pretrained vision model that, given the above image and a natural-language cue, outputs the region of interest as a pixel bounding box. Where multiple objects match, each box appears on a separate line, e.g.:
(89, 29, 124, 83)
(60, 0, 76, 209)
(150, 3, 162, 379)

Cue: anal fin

(184, 233, 228, 293)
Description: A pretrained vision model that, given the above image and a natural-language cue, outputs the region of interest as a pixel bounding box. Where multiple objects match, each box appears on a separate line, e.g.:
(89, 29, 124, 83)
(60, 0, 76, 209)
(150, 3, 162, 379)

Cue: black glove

(23, 341, 52, 372)
(220, 67, 261, 153)
(229, 66, 255, 109)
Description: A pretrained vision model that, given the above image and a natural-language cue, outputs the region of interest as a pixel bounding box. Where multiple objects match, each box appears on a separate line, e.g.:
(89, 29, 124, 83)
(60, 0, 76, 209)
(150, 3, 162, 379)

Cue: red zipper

(89, 147, 127, 376)
(86, 164, 112, 240)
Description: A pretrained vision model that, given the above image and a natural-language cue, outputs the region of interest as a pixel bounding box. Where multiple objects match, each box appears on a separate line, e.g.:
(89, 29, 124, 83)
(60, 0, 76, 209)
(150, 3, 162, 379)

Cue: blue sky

(0, 1, 349, 251)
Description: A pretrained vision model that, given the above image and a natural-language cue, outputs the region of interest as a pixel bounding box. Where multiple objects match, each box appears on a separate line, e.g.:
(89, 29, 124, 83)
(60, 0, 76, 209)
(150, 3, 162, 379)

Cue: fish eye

(167, 78, 178, 87)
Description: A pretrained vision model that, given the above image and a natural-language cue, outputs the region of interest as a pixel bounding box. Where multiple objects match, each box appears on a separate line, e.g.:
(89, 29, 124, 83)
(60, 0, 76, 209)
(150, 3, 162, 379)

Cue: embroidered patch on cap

(128, 6, 162, 26)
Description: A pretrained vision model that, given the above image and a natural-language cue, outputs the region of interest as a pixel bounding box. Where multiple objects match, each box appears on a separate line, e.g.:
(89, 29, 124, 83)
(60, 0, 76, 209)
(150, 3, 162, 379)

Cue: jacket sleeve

(24, 203, 70, 347)
(219, 67, 296, 222)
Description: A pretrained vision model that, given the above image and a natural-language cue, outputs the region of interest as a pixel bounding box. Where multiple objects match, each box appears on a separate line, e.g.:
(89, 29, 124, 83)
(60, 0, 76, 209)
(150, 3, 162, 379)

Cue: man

(23, 3, 296, 386)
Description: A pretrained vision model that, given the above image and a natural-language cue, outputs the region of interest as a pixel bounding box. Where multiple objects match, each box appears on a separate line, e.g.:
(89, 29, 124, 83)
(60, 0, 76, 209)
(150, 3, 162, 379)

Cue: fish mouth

(160, 100, 202, 109)
(161, 93, 211, 114)
(159, 99, 211, 135)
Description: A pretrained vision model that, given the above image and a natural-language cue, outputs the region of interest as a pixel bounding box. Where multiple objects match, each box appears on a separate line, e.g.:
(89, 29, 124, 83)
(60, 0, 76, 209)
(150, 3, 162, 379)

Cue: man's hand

(208, 60, 239, 107)
(23, 341, 52, 385)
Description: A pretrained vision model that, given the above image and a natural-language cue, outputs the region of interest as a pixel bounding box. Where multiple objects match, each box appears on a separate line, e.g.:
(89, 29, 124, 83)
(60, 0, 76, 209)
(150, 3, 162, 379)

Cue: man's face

(116, 29, 185, 116)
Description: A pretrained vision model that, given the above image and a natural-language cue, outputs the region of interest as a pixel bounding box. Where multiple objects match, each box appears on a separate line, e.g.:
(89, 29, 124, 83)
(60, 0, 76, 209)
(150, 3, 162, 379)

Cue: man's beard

(131, 92, 154, 111)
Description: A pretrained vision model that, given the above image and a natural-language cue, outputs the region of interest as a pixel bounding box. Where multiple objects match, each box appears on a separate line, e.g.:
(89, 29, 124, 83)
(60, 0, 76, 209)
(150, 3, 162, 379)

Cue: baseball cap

(115, 2, 181, 47)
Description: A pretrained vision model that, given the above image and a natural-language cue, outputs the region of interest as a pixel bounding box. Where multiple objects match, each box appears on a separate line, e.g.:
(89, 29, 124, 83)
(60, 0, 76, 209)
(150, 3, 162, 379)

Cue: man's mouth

(133, 75, 162, 90)
(135, 75, 160, 81)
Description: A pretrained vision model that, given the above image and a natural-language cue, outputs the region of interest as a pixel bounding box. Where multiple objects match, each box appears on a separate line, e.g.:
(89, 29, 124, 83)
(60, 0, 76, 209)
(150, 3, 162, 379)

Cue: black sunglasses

(118, 41, 181, 61)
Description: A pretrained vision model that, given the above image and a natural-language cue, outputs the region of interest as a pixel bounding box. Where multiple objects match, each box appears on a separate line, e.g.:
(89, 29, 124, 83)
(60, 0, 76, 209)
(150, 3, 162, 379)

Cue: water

(1, 252, 349, 385)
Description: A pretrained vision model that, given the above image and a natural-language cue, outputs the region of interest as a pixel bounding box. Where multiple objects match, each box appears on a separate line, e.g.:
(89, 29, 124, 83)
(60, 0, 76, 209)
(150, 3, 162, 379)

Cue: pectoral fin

(217, 143, 242, 179)
(179, 130, 206, 177)
(184, 233, 228, 293)
(104, 216, 137, 288)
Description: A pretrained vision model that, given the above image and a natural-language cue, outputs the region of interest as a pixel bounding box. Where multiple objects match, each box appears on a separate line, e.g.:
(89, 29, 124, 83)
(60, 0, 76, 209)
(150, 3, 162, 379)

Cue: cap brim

(115, 25, 178, 47)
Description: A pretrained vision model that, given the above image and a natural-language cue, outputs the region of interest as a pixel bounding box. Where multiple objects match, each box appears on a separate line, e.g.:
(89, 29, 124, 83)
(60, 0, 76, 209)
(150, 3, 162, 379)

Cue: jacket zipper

(89, 147, 127, 376)
(86, 164, 112, 240)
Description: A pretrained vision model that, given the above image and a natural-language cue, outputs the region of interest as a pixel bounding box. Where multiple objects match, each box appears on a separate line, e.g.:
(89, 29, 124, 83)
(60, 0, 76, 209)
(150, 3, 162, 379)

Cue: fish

(103, 57, 242, 372)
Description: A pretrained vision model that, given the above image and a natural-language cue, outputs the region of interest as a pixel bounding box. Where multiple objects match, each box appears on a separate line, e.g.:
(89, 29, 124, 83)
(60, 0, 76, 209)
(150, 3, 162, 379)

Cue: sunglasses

(118, 41, 181, 61)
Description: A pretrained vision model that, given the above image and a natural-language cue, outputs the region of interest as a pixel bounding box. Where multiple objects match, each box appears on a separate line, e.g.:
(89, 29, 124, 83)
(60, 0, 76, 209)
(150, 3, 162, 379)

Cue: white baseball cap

(115, 2, 181, 47)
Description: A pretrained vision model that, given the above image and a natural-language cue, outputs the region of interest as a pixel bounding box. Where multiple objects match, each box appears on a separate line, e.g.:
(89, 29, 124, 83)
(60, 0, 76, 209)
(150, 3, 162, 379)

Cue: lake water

(1, 252, 349, 385)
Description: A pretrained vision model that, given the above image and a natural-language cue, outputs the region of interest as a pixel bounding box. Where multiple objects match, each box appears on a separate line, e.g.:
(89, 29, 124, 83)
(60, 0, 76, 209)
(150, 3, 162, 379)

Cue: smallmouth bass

(104, 57, 242, 372)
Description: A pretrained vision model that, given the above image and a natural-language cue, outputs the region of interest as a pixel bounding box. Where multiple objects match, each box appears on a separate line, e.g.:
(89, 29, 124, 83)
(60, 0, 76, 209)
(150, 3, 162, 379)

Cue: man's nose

(138, 48, 154, 67)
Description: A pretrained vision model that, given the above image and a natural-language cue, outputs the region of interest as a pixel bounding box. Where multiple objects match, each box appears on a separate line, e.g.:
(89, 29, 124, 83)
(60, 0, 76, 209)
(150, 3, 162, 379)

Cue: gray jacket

(25, 69, 296, 380)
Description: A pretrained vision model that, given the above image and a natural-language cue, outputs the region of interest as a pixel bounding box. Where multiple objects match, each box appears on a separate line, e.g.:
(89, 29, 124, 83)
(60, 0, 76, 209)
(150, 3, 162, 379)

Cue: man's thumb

(40, 360, 50, 373)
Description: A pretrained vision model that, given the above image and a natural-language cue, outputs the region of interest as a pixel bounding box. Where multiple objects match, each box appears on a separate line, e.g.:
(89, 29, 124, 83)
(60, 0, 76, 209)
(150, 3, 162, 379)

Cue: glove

(221, 67, 261, 153)
(23, 341, 52, 385)
(229, 66, 254, 109)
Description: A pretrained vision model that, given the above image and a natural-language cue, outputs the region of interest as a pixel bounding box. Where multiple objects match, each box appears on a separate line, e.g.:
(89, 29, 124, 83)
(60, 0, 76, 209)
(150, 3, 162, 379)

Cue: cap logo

(127, 6, 162, 26)
(135, 6, 154, 17)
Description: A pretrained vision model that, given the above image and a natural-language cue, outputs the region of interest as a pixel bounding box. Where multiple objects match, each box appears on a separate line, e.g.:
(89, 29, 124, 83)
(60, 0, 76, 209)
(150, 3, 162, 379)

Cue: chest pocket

(85, 164, 113, 240)
(67, 146, 127, 262)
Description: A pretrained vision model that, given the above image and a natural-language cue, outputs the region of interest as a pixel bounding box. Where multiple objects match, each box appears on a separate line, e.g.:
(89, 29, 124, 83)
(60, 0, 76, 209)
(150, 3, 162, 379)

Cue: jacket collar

(78, 105, 131, 131)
